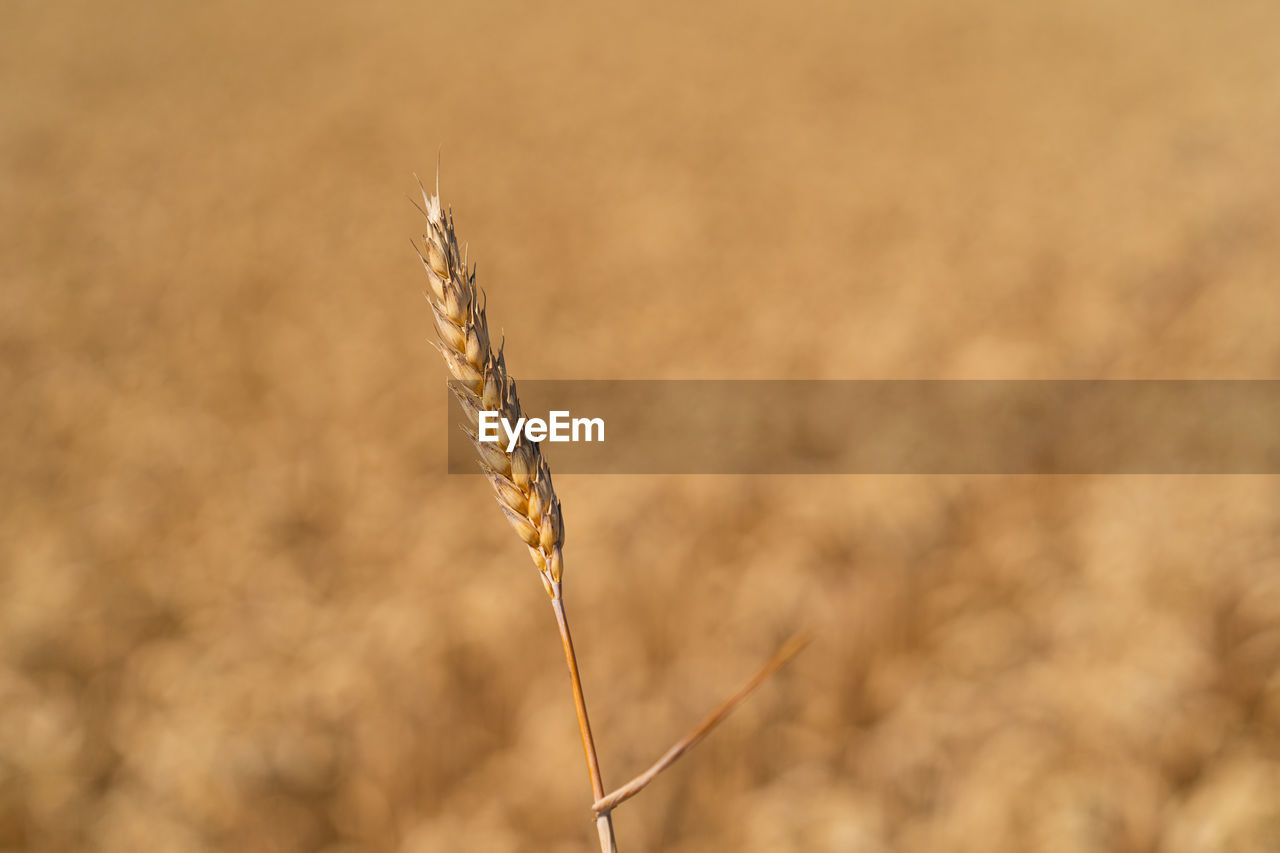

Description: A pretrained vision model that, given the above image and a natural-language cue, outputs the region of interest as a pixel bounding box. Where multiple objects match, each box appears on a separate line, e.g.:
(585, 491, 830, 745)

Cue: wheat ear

(414, 189, 565, 599)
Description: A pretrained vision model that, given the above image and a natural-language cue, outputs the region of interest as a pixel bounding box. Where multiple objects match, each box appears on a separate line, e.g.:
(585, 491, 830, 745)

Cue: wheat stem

(592, 632, 811, 814)
(551, 585, 617, 852)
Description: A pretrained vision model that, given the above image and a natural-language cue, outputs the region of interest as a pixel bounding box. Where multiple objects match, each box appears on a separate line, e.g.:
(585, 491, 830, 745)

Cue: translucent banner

(446, 381, 1280, 474)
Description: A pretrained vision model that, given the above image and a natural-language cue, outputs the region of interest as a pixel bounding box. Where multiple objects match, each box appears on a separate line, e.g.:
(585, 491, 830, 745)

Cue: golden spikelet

(415, 183, 566, 598)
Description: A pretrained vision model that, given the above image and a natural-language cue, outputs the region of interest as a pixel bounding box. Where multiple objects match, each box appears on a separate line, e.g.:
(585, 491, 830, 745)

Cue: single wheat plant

(414, 177, 807, 852)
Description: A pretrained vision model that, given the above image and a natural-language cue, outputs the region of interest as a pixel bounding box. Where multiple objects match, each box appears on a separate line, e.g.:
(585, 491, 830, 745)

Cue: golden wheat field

(3, 1, 1280, 851)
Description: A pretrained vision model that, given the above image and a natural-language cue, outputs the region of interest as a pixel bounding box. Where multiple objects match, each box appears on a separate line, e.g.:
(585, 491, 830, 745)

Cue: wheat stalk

(414, 178, 806, 852)
(412, 179, 615, 850)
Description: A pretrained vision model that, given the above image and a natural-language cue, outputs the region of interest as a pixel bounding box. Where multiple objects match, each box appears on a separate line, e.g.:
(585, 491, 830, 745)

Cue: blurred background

(3, 0, 1279, 850)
